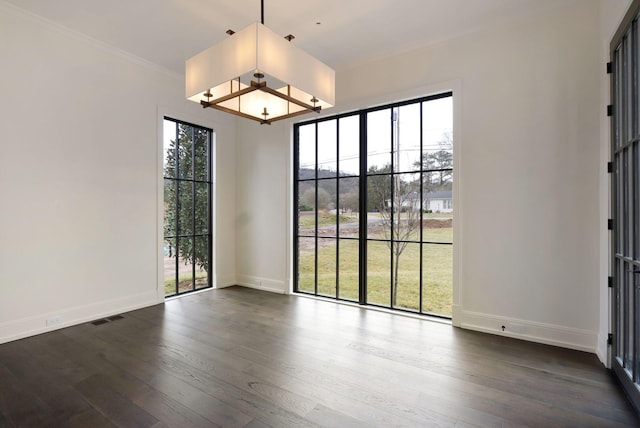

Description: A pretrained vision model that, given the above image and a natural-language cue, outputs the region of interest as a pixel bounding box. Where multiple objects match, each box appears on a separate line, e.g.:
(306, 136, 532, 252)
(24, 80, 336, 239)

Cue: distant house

(386, 190, 453, 213)
(423, 190, 453, 213)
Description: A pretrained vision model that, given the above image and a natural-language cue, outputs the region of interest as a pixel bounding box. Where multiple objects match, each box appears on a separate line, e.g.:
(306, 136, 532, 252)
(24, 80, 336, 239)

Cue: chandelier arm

(254, 83, 321, 112)
(207, 104, 268, 124)
(262, 107, 323, 124)
(200, 85, 259, 108)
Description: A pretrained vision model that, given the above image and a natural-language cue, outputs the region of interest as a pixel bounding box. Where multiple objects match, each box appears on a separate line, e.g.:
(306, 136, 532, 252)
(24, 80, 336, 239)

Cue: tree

(339, 191, 359, 213)
(164, 124, 210, 273)
(368, 165, 422, 306)
(418, 131, 453, 193)
(300, 187, 332, 211)
(367, 164, 391, 212)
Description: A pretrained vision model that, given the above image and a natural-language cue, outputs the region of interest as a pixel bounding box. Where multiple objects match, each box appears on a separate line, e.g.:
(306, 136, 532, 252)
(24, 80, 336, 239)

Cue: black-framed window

(610, 0, 640, 412)
(294, 93, 453, 317)
(163, 118, 213, 297)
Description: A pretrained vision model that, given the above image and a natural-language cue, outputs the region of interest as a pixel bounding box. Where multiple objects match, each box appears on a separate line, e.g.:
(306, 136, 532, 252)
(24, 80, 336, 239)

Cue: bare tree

(375, 180, 421, 306)
(368, 107, 423, 307)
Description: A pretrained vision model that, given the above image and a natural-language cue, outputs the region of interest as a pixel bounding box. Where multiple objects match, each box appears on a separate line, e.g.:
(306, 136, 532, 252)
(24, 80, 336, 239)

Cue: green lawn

(298, 211, 358, 229)
(165, 271, 208, 295)
(298, 226, 453, 316)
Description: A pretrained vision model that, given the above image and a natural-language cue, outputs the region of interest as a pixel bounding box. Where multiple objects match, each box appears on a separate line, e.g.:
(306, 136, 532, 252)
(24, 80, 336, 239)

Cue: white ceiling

(6, 0, 572, 74)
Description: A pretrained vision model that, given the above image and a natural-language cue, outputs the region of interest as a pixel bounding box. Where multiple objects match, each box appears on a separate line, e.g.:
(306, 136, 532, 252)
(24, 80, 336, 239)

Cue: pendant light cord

(261, 0, 264, 24)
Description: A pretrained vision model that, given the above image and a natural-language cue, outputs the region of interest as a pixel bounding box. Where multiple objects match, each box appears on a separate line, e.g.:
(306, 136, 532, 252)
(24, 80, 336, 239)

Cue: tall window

(610, 0, 640, 410)
(163, 118, 213, 297)
(294, 93, 453, 317)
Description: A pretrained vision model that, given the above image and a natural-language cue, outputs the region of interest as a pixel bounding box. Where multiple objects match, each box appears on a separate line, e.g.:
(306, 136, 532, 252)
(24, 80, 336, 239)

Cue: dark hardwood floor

(0, 286, 637, 427)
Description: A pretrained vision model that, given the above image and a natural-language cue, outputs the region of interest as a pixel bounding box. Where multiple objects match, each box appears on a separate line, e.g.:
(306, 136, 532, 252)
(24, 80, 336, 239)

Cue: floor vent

(91, 315, 124, 326)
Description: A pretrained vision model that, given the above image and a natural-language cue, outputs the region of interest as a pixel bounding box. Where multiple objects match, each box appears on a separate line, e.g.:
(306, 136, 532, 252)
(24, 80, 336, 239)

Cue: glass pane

(618, 154, 624, 253)
(394, 103, 421, 173)
(615, 48, 622, 149)
(338, 239, 359, 302)
(298, 237, 315, 293)
(194, 128, 209, 181)
(194, 236, 209, 290)
(339, 115, 360, 176)
(317, 179, 338, 211)
(635, 21, 639, 139)
(367, 240, 391, 306)
(178, 124, 194, 179)
(163, 179, 176, 237)
(176, 237, 194, 293)
(317, 238, 337, 297)
(423, 97, 453, 161)
(367, 174, 391, 239)
(626, 35, 633, 143)
(318, 120, 337, 177)
(636, 142, 640, 259)
(422, 244, 453, 316)
(338, 177, 359, 238)
(164, 237, 177, 296)
(625, 149, 631, 256)
(298, 183, 316, 234)
(178, 181, 194, 235)
(627, 263, 634, 370)
(367, 109, 391, 171)
(194, 182, 209, 234)
(423, 180, 453, 243)
(317, 179, 338, 237)
(394, 242, 420, 312)
(163, 120, 177, 178)
(423, 148, 453, 177)
(392, 173, 421, 242)
(618, 258, 625, 358)
(298, 124, 316, 179)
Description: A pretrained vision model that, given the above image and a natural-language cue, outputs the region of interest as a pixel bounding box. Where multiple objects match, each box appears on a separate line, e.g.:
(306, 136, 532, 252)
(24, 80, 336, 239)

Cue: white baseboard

(451, 304, 463, 327)
(215, 275, 237, 289)
(236, 275, 287, 294)
(596, 333, 610, 367)
(458, 309, 598, 353)
(0, 290, 158, 345)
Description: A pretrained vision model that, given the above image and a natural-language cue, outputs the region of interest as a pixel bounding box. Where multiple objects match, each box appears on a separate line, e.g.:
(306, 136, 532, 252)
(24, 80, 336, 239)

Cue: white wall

(0, 2, 237, 343)
(235, 123, 291, 293)
(235, 0, 617, 354)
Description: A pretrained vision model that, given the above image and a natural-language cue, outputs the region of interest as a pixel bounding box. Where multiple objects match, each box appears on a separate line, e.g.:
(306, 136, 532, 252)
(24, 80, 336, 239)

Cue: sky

(298, 96, 453, 176)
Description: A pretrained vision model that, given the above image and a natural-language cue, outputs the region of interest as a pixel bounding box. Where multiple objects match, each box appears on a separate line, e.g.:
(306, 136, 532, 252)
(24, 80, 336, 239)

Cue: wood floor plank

(0, 358, 56, 427)
(0, 341, 94, 426)
(74, 373, 160, 427)
(59, 320, 319, 427)
(60, 327, 255, 427)
(235, 344, 503, 428)
(0, 286, 637, 427)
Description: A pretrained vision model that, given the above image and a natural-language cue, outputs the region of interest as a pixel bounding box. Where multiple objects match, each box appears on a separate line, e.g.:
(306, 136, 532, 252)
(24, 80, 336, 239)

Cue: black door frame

(610, 0, 640, 412)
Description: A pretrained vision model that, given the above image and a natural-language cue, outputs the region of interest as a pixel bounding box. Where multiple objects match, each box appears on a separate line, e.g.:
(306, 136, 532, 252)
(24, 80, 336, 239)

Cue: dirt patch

(297, 217, 452, 252)
(423, 218, 452, 228)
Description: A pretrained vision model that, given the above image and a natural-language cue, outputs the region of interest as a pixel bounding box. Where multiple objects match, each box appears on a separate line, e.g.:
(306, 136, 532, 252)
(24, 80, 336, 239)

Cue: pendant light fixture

(185, 0, 335, 125)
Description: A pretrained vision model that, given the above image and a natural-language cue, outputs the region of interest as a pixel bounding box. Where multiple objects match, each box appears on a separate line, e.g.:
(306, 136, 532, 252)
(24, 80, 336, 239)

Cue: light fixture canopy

(185, 4, 335, 125)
